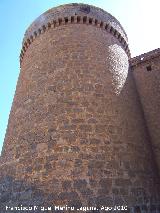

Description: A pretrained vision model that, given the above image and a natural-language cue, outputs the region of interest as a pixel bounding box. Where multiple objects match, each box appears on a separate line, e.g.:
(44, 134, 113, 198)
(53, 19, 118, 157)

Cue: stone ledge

(20, 15, 131, 65)
(20, 4, 131, 65)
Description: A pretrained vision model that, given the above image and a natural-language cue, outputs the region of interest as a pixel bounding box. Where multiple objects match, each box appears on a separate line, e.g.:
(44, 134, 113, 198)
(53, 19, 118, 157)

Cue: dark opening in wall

(95, 19, 98, 26)
(89, 18, 93, 24)
(114, 29, 117, 36)
(110, 26, 114, 34)
(58, 18, 62, 25)
(42, 25, 46, 31)
(77, 16, 81, 23)
(100, 21, 103, 28)
(27, 39, 31, 45)
(48, 22, 51, 28)
(53, 20, 56, 26)
(146, 65, 152, 71)
(83, 16, 87, 23)
(64, 17, 68, 23)
(71, 16, 74, 23)
(38, 29, 41, 34)
(105, 24, 108, 30)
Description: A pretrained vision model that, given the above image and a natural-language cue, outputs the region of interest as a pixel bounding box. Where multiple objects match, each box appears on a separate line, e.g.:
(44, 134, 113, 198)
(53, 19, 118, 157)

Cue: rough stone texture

(0, 3, 160, 213)
(131, 48, 160, 177)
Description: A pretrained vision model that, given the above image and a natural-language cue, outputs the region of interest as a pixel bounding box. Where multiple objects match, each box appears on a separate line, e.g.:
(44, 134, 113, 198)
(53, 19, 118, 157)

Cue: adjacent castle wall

(131, 49, 160, 176)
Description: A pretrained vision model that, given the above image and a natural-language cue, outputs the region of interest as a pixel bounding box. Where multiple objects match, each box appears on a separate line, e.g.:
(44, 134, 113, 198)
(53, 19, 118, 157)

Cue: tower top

(20, 3, 130, 62)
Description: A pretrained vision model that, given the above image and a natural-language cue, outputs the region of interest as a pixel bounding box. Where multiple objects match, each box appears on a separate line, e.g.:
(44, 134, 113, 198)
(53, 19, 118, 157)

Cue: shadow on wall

(0, 176, 45, 213)
(0, 174, 154, 213)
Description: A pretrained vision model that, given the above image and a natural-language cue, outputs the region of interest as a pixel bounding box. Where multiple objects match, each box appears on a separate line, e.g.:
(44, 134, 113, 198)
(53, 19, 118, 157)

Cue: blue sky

(0, 0, 160, 153)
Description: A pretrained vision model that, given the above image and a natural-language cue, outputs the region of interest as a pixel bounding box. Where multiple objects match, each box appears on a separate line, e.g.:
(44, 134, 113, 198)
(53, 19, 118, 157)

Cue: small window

(48, 22, 51, 28)
(110, 26, 113, 33)
(146, 65, 152, 71)
(105, 24, 108, 30)
(77, 16, 81, 23)
(38, 29, 41, 34)
(71, 16, 74, 23)
(95, 19, 98, 25)
(83, 16, 87, 23)
(100, 22, 103, 28)
(64, 17, 68, 23)
(89, 18, 92, 24)
(58, 18, 62, 25)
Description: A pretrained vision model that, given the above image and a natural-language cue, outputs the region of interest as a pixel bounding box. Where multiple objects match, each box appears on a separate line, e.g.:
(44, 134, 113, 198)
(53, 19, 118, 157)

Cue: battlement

(20, 3, 130, 64)
(130, 48, 160, 67)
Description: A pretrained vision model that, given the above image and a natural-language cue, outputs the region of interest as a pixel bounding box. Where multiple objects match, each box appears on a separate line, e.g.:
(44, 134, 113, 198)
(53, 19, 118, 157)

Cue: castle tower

(0, 4, 160, 212)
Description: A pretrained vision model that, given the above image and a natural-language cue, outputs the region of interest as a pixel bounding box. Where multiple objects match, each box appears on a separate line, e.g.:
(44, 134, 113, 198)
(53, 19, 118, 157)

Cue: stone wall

(131, 48, 160, 178)
(0, 4, 160, 213)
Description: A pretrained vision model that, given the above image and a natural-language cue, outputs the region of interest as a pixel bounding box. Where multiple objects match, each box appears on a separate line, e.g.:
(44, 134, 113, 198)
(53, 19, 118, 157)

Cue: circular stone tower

(0, 3, 160, 212)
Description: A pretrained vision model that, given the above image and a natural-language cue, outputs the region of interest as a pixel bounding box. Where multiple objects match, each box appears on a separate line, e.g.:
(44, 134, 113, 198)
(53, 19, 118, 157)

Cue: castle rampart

(20, 3, 130, 65)
(131, 48, 160, 177)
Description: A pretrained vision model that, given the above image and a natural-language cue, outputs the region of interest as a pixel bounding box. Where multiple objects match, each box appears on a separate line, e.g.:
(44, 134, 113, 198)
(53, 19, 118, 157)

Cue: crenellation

(47, 22, 51, 29)
(20, 15, 130, 64)
(27, 38, 31, 45)
(30, 35, 33, 42)
(130, 48, 160, 66)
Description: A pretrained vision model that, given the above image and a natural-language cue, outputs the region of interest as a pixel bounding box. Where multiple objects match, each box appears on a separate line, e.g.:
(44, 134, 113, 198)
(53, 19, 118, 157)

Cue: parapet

(20, 3, 130, 64)
(130, 48, 160, 67)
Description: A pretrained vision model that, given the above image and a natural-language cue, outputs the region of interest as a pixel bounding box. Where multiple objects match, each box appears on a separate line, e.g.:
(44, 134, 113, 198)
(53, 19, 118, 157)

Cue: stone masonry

(0, 3, 160, 213)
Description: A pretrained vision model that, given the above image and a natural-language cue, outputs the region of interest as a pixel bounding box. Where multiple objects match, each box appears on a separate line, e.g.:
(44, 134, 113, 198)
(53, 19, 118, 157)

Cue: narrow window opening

(146, 65, 152, 71)
(24, 42, 27, 47)
(83, 16, 87, 23)
(71, 16, 74, 23)
(100, 21, 103, 28)
(42, 25, 46, 31)
(58, 18, 62, 25)
(38, 29, 41, 34)
(23, 46, 26, 52)
(27, 39, 31, 44)
(48, 22, 51, 28)
(53, 20, 56, 26)
(89, 18, 92, 24)
(64, 17, 68, 23)
(77, 16, 81, 23)
(105, 24, 108, 30)
(110, 26, 113, 33)
(114, 29, 117, 36)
